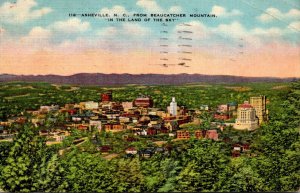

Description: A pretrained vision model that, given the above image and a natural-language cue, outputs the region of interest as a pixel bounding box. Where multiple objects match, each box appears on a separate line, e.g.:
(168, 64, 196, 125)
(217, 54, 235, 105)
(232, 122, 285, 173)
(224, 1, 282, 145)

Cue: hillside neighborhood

(0, 90, 268, 158)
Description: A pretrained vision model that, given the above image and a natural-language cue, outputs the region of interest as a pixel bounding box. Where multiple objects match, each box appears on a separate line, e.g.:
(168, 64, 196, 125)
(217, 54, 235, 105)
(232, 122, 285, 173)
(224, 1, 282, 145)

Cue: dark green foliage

(198, 111, 213, 130)
(110, 158, 144, 192)
(0, 81, 299, 192)
(0, 124, 62, 192)
(250, 81, 300, 191)
(59, 149, 114, 192)
(0, 142, 12, 166)
(141, 155, 181, 192)
(216, 157, 266, 192)
(175, 140, 229, 192)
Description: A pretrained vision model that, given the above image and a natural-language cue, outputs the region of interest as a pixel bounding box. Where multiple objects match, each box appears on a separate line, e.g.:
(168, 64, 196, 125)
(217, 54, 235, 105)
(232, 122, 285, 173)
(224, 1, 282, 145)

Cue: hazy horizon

(1, 72, 299, 79)
(1, 0, 300, 77)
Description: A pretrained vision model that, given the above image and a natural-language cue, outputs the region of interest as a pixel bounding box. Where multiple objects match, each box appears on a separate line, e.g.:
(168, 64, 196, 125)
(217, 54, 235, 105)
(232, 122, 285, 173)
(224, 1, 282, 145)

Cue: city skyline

(0, 0, 300, 77)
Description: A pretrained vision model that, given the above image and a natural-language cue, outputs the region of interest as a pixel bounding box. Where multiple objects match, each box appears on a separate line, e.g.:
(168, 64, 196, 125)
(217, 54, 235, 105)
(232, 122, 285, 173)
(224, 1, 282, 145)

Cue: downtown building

(133, 96, 154, 108)
(250, 96, 268, 125)
(168, 97, 177, 116)
(234, 101, 258, 131)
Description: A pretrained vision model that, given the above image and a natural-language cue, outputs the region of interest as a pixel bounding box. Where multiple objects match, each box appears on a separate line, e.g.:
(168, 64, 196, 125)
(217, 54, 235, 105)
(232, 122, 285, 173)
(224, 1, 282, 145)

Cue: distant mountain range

(0, 73, 298, 85)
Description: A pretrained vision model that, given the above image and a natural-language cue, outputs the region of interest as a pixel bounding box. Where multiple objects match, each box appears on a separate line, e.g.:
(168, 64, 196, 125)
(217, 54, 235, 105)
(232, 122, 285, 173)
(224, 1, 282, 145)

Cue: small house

(138, 148, 154, 158)
(125, 147, 138, 155)
(194, 130, 203, 139)
(176, 130, 190, 139)
(147, 127, 157, 135)
(100, 145, 112, 153)
(205, 130, 219, 140)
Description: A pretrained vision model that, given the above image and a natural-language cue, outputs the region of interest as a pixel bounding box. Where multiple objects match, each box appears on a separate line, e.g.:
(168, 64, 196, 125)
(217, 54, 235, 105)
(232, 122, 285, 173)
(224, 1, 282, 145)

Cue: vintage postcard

(0, 0, 299, 192)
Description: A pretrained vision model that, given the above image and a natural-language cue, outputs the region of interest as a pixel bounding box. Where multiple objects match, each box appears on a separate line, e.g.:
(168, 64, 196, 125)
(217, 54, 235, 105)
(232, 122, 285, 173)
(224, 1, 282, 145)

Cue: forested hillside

(0, 81, 299, 192)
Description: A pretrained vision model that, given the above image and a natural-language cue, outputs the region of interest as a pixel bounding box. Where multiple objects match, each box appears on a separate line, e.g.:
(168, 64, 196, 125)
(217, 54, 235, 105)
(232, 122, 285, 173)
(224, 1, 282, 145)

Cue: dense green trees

(0, 81, 299, 192)
(250, 82, 300, 191)
(216, 157, 266, 192)
(198, 111, 213, 130)
(0, 124, 61, 192)
(175, 140, 229, 192)
(59, 150, 114, 192)
(141, 155, 181, 192)
(111, 158, 144, 192)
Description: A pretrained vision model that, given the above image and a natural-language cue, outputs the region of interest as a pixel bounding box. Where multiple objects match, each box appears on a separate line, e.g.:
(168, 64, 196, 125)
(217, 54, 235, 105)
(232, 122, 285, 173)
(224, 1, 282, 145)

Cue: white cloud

(98, 23, 150, 37)
(209, 21, 267, 47)
(136, 0, 182, 13)
(210, 20, 297, 43)
(257, 8, 282, 22)
(0, 25, 54, 53)
(207, 20, 300, 47)
(27, 26, 52, 38)
(288, 9, 300, 17)
(21, 26, 52, 43)
(257, 8, 300, 22)
(212, 20, 296, 39)
(251, 27, 284, 37)
(169, 6, 182, 13)
(288, 21, 300, 31)
(57, 37, 94, 52)
(1, 18, 90, 52)
(0, 0, 52, 24)
(100, 5, 129, 15)
(18, 26, 52, 51)
(136, 0, 163, 12)
(210, 5, 242, 17)
(97, 26, 118, 36)
(122, 23, 150, 36)
(288, 21, 300, 32)
(175, 21, 210, 40)
(213, 21, 247, 38)
(51, 18, 90, 33)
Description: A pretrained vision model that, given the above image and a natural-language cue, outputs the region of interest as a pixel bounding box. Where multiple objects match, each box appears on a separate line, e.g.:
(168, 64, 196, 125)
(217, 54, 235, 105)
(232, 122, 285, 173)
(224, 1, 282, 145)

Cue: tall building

(133, 96, 154, 108)
(234, 101, 258, 131)
(250, 96, 267, 125)
(169, 97, 177, 116)
(85, 101, 99, 110)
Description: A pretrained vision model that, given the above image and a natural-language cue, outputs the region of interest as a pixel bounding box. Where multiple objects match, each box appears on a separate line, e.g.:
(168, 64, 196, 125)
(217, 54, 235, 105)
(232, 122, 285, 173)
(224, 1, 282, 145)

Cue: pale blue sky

(1, 0, 300, 41)
(0, 0, 299, 77)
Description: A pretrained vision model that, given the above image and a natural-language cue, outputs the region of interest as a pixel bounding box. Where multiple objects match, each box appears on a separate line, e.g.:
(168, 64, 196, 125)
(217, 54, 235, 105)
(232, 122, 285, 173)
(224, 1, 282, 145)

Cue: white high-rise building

(169, 97, 177, 116)
(234, 101, 258, 131)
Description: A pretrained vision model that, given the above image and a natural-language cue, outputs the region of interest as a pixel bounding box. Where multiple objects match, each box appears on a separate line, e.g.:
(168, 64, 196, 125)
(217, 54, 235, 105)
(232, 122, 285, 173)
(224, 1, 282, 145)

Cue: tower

(250, 96, 267, 125)
(234, 101, 258, 131)
(169, 97, 177, 116)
